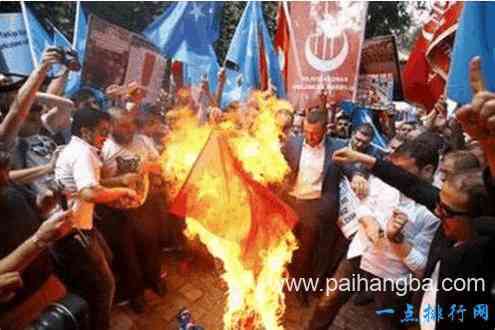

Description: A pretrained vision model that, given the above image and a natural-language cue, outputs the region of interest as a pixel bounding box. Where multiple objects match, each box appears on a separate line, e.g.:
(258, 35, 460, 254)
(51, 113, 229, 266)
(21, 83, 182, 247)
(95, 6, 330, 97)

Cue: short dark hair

(444, 150, 480, 173)
(305, 110, 327, 126)
(393, 139, 440, 172)
(355, 123, 374, 138)
(337, 113, 351, 122)
(413, 131, 445, 154)
(448, 169, 488, 217)
(71, 108, 111, 137)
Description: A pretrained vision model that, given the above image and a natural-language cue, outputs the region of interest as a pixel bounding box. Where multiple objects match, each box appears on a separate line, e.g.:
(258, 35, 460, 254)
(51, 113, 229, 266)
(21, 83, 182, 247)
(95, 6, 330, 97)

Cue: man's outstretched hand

(332, 148, 376, 169)
(455, 57, 495, 143)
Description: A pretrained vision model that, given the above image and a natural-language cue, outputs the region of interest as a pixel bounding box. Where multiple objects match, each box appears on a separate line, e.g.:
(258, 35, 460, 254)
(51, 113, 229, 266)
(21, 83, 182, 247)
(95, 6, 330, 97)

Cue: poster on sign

(82, 14, 130, 88)
(124, 35, 167, 105)
(82, 14, 165, 103)
(357, 73, 394, 109)
(0, 13, 34, 75)
(286, 1, 368, 109)
(360, 35, 403, 100)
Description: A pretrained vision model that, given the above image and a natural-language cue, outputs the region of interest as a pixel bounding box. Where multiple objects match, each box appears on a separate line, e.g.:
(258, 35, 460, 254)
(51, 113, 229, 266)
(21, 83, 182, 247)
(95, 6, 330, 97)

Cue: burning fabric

(162, 96, 298, 329)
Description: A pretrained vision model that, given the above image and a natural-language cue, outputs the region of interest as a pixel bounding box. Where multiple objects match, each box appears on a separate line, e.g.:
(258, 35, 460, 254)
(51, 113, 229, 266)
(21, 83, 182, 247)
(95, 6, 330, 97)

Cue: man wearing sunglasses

(331, 58, 495, 329)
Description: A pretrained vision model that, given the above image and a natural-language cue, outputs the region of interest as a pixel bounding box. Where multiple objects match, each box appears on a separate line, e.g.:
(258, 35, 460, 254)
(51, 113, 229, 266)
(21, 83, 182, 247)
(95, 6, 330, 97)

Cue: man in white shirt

(308, 138, 440, 330)
(96, 107, 165, 312)
(282, 109, 347, 305)
(53, 108, 138, 330)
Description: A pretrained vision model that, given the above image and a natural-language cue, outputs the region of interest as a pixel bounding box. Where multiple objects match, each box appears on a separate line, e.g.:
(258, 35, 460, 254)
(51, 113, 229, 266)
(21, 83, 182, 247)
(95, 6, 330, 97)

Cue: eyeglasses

(435, 195, 472, 218)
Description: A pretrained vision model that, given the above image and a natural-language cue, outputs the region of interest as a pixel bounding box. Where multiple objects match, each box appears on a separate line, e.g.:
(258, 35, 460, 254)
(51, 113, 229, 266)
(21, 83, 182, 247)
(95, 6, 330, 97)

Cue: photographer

(0, 150, 74, 330)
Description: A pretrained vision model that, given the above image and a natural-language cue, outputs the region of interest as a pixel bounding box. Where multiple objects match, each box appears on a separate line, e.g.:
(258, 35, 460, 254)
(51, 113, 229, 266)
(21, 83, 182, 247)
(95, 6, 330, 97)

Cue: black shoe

(130, 295, 146, 313)
(352, 290, 374, 306)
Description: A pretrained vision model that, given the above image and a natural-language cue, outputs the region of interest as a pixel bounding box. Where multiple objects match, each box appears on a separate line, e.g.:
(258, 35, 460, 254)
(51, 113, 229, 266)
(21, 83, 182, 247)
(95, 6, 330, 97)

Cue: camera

(25, 293, 89, 330)
(49, 47, 81, 71)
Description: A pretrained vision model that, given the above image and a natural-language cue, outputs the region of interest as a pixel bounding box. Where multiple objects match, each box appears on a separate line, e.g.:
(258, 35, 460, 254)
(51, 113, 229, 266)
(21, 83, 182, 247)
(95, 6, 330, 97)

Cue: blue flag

(20, 2, 52, 67)
(447, 2, 495, 105)
(340, 101, 388, 149)
(0, 13, 34, 75)
(143, 2, 222, 66)
(222, 2, 285, 107)
(65, 1, 89, 96)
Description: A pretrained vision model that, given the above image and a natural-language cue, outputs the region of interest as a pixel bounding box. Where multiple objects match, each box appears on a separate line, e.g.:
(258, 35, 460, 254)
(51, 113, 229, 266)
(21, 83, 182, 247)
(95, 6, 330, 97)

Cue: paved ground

(110, 250, 382, 330)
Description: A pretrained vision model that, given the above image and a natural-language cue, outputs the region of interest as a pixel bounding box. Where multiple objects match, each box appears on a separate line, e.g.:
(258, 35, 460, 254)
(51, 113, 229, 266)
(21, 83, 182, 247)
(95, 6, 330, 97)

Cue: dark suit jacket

(282, 135, 348, 278)
(370, 158, 495, 329)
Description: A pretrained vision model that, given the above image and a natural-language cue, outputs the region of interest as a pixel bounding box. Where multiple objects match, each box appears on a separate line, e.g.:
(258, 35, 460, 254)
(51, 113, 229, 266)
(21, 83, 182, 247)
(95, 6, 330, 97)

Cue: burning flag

(163, 100, 298, 328)
(170, 129, 297, 265)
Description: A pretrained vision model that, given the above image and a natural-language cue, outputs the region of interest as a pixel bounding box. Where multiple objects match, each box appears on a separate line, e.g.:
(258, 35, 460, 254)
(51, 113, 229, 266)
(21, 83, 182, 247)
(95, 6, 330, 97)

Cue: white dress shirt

(347, 176, 400, 259)
(289, 139, 325, 200)
(359, 179, 440, 281)
(54, 136, 102, 230)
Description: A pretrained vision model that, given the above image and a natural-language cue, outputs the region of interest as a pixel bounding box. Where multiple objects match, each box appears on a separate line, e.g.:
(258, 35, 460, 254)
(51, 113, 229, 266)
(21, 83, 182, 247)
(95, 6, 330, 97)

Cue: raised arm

(215, 67, 227, 107)
(455, 57, 495, 184)
(0, 49, 61, 147)
(0, 210, 73, 274)
(333, 148, 440, 212)
(45, 67, 69, 96)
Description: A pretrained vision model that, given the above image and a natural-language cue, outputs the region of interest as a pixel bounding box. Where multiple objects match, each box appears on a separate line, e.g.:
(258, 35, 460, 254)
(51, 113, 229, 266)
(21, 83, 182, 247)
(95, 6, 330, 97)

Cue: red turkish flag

(286, 2, 368, 110)
(403, 2, 462, 111)
(426, 2, 464, 79)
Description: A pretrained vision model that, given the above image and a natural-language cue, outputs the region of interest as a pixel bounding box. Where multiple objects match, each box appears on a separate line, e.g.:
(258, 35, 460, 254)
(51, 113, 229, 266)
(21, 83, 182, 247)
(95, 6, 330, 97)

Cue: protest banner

(357, 73, 394, 110)
(82, 14, 131, 89)
(82, 14, 166, 103)
(359, 35, 403, 101)
(124, 35, 167, 105)
(0, 13, 34, 75)
(286, 2, 368, 109)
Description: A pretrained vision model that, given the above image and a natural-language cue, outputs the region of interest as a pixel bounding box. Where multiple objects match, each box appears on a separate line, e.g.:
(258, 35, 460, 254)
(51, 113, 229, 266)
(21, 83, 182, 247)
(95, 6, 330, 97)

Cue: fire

(228, 95, 291, 185)
(161, 94, 297, 329)
(186, 218, 297, 329)
(160, 108, 211, 199)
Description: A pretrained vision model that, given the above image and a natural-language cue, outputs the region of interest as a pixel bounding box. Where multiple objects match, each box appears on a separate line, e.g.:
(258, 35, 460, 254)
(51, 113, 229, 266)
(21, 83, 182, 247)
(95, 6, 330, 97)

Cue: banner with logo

(357, 73, 394, 110)
(0, 13, 34, 75)
(359, 35, 403, 101)
(82, 14, 165, 102)
(286, 2, 368, 109)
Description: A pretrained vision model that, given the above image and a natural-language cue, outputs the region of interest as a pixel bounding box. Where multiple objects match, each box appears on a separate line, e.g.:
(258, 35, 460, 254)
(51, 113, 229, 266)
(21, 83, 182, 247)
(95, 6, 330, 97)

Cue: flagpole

(20, 1, 39, 67)
(282, 1, 303, 81)
(73, 1, 81, 49)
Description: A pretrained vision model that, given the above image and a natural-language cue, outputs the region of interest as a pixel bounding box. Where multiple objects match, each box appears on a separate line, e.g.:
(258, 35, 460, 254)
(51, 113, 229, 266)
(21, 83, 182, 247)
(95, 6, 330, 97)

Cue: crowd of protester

(1, 47, 494, 330)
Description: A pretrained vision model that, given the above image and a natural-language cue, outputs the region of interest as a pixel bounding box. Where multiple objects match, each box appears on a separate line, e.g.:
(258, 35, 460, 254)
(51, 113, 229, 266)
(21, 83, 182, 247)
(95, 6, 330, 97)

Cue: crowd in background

(0, 47, 494, 330)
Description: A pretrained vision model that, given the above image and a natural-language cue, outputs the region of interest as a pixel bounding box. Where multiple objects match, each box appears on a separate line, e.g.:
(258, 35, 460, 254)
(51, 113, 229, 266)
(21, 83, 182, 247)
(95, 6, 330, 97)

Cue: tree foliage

(1, 1, 418, 62)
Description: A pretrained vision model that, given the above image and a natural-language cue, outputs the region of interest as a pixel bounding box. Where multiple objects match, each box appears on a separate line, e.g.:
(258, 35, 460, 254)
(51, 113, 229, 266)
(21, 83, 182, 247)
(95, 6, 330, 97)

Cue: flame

(160, 108, 210, 199)
(228, 94, 291, 185)
(186, 218, 297, 329)
(161, 94, 297, 329)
